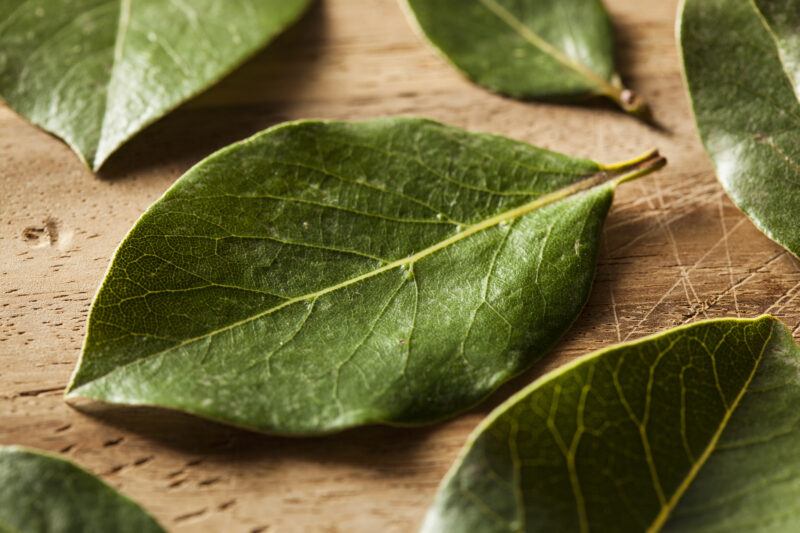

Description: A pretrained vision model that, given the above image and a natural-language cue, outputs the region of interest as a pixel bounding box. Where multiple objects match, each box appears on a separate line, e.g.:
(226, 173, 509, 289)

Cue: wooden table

(3, 0, 799, 531)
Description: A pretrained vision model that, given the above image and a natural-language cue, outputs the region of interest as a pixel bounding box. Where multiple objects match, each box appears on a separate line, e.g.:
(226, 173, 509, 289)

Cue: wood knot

(22, 217, 59, 247)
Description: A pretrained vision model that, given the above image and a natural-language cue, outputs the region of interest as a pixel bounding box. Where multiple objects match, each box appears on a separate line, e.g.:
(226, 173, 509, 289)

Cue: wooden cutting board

(2, 0, 798, 531)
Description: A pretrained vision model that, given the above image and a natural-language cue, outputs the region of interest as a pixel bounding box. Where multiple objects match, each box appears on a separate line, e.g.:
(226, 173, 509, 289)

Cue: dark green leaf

(423, 315, 800, 532)
(65, 117, 665, 435)
(403, 0, 646, 115)
(0, 446, 164, 533)
(679, 0, 800, 258)
(0, 0, 310, 169)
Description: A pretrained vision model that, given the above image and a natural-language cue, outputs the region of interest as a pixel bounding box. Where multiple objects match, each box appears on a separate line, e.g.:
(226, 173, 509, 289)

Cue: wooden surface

(2, 1, 800, 531)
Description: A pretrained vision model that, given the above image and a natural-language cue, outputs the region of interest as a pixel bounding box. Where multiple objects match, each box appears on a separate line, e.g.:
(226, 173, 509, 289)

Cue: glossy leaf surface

(66, 118, 664, 435)
(0, 0, 310, 169)
(680, 0, 800, 258)
(404, 0, 646, 115)
(0, 446, 164, 533)
(423, 316, 800, 532)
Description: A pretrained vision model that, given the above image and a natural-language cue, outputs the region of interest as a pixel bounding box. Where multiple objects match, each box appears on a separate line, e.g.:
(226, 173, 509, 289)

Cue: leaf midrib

(69, 166, 629, 393)
(646, 324, 775, 532)
(476, 0, 618, 99)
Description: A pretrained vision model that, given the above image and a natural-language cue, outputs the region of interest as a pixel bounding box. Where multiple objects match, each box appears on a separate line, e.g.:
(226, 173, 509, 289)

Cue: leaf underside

(66, 117, 662, 435)
(680, 0, 800, 258)
(0, 446, 164, 533)
(404, 0, 644, 114)
(0, 0, 310, 169)
(423, 315, 800, 533)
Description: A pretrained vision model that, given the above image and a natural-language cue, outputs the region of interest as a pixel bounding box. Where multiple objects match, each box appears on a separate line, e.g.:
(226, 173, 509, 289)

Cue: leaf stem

(602, 148, 659, 171)
(604, 149, 667, 185)
(605, 84, 651, 118)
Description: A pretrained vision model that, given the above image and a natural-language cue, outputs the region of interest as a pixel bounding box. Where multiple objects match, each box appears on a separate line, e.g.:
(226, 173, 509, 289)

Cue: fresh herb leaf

(423, 316, 800, 532)
(404, 0, 647, 115)
(66, 117, 665, 435)
(0, 446, 164, 533)
(680, 0, 800, 258)
(0, 0, 311, 169)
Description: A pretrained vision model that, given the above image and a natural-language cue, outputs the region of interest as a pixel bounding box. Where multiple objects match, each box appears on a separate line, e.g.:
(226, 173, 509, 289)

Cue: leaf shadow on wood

(486, 82, 667, 133)
(97, 0, 328, 181)
(70, 402, 445, 471)
(609, 15, 670, 134)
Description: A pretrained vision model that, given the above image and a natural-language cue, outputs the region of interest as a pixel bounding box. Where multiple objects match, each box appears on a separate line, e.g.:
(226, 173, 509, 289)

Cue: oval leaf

(66, 117, 665, 435)
(680, 0, 800, 258)
(403, 0, 646, 115)
(423, 315, 800, 532)
(0, 0, 311, 169)
(0, 446, 164, 532)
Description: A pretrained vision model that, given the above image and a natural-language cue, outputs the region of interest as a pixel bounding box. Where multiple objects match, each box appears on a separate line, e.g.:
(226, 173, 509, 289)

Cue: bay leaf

(680, 0, 800, 258)
(66, 117, 665, 435)
(0, 0, 311, 170)
(0, 446, 164, 532)
(403, 0, 647, 115)
(423, 315, 800, 532)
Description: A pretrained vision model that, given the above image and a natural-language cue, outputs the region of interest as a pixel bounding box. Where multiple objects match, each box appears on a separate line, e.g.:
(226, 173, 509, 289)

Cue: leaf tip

(91, 150, 110, 172)
(62, 385, 81, 402)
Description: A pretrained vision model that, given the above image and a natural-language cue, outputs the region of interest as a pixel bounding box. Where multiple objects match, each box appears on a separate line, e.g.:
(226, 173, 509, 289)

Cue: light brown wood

(2, 0, 799, 531)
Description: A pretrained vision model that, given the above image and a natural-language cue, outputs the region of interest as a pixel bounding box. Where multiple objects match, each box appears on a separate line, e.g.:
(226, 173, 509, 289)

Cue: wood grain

(2, 0, 799, 531)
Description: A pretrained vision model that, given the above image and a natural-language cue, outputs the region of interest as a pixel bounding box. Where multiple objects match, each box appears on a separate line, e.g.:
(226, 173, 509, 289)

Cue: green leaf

(0, 0, 311, 170)
(679, 0, 800, 258)
(0, 446, 164, 533)
(423, 315, 800, 532)
(403, 0, 647, 115)
(65, 117, 665, 435)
